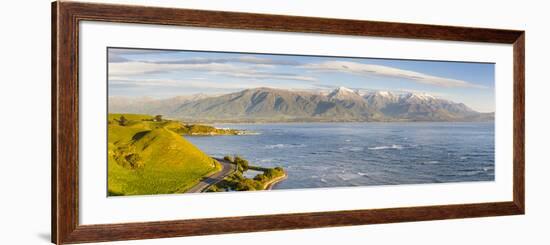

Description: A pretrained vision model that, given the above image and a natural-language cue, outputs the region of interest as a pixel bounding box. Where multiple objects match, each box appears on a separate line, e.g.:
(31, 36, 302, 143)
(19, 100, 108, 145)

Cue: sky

(108, 47, 495, 112)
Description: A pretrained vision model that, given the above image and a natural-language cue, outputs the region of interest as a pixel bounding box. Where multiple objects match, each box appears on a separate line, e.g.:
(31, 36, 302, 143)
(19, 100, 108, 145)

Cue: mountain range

(109, 87, 494, 123)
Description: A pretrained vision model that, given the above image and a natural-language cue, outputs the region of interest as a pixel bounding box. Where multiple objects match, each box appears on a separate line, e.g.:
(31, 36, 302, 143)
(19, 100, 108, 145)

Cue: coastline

(263, 171, 288, 190)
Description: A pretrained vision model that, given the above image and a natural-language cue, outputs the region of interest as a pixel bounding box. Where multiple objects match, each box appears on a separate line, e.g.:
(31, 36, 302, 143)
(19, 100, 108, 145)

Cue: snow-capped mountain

(328, 86, 363, 101)
(109, 87, 493, 122)
(363, 91, 400, 109)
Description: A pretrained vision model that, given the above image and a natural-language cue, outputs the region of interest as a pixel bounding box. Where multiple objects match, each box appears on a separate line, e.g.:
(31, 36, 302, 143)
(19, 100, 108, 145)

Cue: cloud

(139, 55, 302, 66)
(109, 77, 316, 93)
(108, 49, 486, 89)
(108, 53, 130, 63)
(108, 48, 174, 56)
(108, 48, 179, 63)
(108, 47, 302, 66)
(302, 61, 486, 89)
(109, 61, 316, 82)
(110, 78, 245, 90)
(235, 56, 302, 66)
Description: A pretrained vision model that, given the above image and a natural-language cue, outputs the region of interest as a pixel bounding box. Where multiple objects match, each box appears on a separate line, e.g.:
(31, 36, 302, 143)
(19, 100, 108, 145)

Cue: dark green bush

(223, 155, 234, 163)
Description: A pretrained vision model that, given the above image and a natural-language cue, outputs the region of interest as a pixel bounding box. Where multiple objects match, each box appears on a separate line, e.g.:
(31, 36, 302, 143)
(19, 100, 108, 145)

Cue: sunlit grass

(107, 114, 220, 196)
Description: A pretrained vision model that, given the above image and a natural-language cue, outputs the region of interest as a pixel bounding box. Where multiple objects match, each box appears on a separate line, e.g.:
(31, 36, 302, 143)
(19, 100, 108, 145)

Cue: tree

(234, 156, 249, 172)
(241, 159, 249, 171)
(119, 115, 128, 126)
(223, 155, 234, 163)
(154, 115, 163, 122)
(124, 153, 143, 169)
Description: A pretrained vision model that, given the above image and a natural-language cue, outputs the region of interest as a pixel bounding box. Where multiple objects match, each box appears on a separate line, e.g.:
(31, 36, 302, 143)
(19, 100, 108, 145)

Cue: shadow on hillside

(132, 131, 150, 141)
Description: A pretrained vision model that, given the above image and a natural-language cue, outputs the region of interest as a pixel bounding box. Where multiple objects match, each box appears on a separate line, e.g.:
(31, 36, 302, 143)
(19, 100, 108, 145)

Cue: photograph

(107, 47, 495, 196)
(1, 1, 539, 244)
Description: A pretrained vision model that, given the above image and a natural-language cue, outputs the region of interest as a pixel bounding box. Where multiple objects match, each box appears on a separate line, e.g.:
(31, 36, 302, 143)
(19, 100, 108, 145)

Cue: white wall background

(1, 0, 547, 244)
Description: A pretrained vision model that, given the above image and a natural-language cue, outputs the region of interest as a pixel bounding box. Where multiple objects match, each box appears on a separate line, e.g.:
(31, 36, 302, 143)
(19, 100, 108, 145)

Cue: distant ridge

(109, 87, 494, 123)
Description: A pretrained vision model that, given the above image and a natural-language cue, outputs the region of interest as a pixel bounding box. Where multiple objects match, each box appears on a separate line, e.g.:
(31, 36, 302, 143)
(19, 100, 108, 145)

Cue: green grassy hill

(108, 114, 221, 196)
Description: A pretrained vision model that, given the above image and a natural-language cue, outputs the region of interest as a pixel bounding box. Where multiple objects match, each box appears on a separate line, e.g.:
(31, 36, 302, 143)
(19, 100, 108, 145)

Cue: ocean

(186, 122, 494, 190)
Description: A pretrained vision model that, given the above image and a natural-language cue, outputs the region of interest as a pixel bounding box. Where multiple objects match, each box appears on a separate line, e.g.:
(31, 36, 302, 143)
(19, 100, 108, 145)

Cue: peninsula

(206, 156, 287, 192)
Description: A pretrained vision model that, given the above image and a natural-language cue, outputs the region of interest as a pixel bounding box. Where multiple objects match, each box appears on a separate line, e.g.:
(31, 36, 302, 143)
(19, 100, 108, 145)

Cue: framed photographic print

(52, 1, 525, 244)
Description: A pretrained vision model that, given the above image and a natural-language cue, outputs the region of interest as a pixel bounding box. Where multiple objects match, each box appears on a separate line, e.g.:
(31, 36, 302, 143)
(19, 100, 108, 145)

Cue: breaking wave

(264, 143, 306, 149)
(368, 144, 404, 150)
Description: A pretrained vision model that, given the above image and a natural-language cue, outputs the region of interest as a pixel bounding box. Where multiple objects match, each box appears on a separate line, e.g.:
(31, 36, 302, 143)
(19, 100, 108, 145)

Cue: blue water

(186, 122, 494, 190)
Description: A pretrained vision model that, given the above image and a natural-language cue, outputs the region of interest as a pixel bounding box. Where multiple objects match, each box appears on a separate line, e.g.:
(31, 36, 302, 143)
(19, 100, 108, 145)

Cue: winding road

(186, 158, 236, 193)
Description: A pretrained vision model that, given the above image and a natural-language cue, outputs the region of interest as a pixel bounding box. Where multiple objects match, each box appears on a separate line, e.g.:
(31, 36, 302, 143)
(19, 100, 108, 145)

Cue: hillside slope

(107, 114, 221, 196)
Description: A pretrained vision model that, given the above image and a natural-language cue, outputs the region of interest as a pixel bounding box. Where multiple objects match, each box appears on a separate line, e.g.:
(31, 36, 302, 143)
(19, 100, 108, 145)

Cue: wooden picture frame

(52, 1, 525, 244)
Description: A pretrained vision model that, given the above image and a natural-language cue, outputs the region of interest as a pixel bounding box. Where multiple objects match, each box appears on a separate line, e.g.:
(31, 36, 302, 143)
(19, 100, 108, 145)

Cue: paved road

(186, 158, 236, 193)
